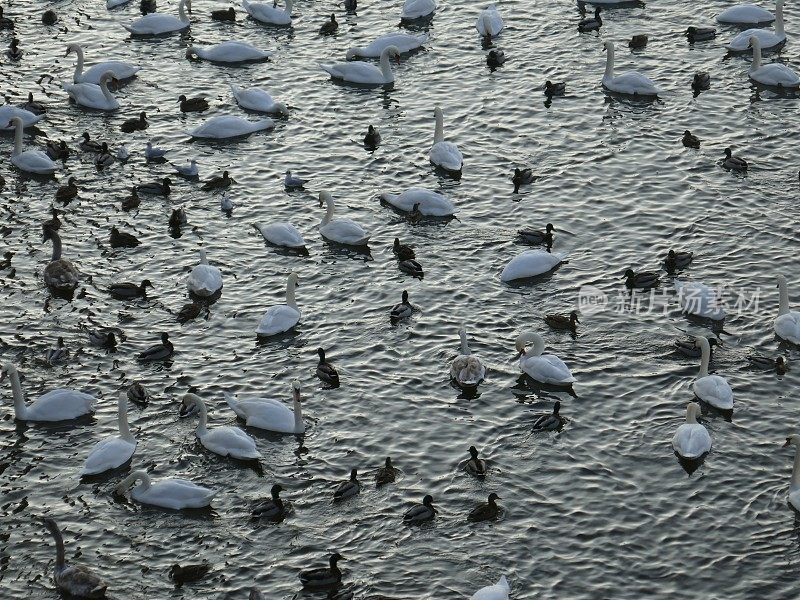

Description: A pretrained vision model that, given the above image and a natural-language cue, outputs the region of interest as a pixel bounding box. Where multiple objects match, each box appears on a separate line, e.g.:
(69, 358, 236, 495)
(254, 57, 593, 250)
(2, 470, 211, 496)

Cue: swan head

(179, 392, 203, 418)
(784, 434, 800, 447)
(65, 43, 79, 57)
(603, 40, 614, 52)
(0, 362, 17, 382)
(99, 71, 118, 86)
(777, 274, 787, 288)
(273, 102, 289, 116)
(382, 45, 401, 62)
(515, 331, 542, 355)
(748, 36, 761, 51)
(434, 106, 443, 119)
(319, 191, 333, 208)
(686, 401, 701, 421)
(345, 48, 359, 60)
(114, 470, 147, 495)
(291, 379, 302, 400)
(287, 272, 299, 288)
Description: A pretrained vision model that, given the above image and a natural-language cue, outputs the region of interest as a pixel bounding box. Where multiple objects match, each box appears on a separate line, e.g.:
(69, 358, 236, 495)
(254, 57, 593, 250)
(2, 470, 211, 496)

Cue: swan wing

(189, 116, 274, 138)
(233, 398, 296, 432)
(81, 437, 136, 474)
(256, 304, 300, 335)
(363, 33, 429, 55)
(28, 389, 95, 421)
(727, 28, 783, 50)
(320, 219, 370, 245)
(501, 250, 565, 282)
(0, 106, 44, 129)
(751, 64, 800, 87)
(693, 375, 733, 409)
(429, 142, 463, 171)
(775, 312, 800, 344)
(717, 4, 774, 24)
(321, 61, 385, 84)
(402, 0, 436, 18)
(16, 150, 58, 173)
(82, 61, 140, 83)
(672, 423, 712, 458)
(201, 426, 260, 459)
(140, 479, 215, 508)
(188, 264, 223, 296)
(256, 222, 306, 247)
(124, 14, 187, 34)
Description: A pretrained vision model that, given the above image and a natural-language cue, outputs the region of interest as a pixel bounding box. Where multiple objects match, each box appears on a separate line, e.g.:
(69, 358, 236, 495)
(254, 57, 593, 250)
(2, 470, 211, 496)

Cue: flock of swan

(1, 0, 799, 597)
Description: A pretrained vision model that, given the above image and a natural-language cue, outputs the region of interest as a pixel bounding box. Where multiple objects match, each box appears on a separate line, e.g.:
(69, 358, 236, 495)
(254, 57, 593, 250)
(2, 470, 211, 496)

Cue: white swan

(115, 470, 216, 509)
(321, 45, 400, 85)
(255, 222, 306, 250)
(693, 337, 734, 410)
(784, 435, 800, 511)
(748, 36, 799, 87)
(500, 249, 565, 282)
(256, 272, 300, 336)
(63, 71, 119, 111)
(476, 5, 503, 37)
(188, 115, 274, 139)
(66, 43, 140, 84)
(187, 249, 223, 297)
(775, 275, 800, 343)
(674, 280, 725, 320)
(2, 363, 95, 421)
(7, 117, 58, 175)
(401, 0, 436, 19)
(242, 0, 292, 25)
(230, 84, 288, 115)
(379, 188, 457, 216)
(226, 380, 304, 434)
(430, 106, 463, 173)
(0, 105, 44, 130)
(717, 3, 775, 24)
(672, 402, 712, 459)
(181, 393, 260, 460)
(471, 575, 510, 600)
(318, 191, 370, 246)
(602, 41, 660, 96)
(187, 41, 271, 63)
(516, 332, 575, 385)
(346, 32, 428, 58)
(726, 0, 785, 51)
(122, 0, 191, 35)
(450, 326, 486, 389)
(80, 393, 137, 475)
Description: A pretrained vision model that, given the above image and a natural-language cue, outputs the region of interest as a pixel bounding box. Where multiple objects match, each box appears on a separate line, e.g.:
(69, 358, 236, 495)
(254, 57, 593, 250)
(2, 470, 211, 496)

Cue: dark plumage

(141, 0, 157, 14)
(7, 38, 22, 60)
(375, 457, 397, 486)
(120, 111, 148, 133)
(110, 226, 141, 248)
(723, 147, 748, 172)
(407, 203, 422, 224)
(466, 445, 487, 476)
(682, 130, 700, 149)
(487, 49, 505, 67)
(93, 143, 114, 168)
(518, 223, 554, 245)
(87, 329, 118, 349)
(19, 92, 46, 115)
(468, 492, 501, 522)
(390, 290, 413, 321)
(316, 348, 340, 386)
(748, 355, 788, 374)
(629, 34, 648, 49)
(169, 207, 187, 228)
(692, 72, 710, 91)
(544, 310, 579, 332)
(137, 332, 174, 362)
(79, 132, 103, 153)
(201, 171, 233, 191)
(403, 494, 436, 524)
(686, 26, 716, 42)
(393, 237, 415, 260)
(178, 95, 209, 112)
(320, 14, 338, 35)
(136, 178, 171, 196)
(43, 207, 61, 231)
(624, 268, 659, 289)
(664, 249, 693, 271)
(531, 401, 566, 431)
(46, 140, 70, 161)
(109, 279, 153, 300)
(127, 382, 149, 404)
(0, 7, 15, 29)
(43, 518, 107, 599)
(299, 553, 344, 588)
(512, 167, 537, 193)
(399, 259, 424, 278)
(364, 124, 381, 148)
(177, 302, 202, 323)
(578, 7, 602, 32)
(674, 337, 717, 358)
(42, 10, 57, 25)
(252, 484, 291, 520)
(333, 468, 360, 501)
(55, 178, 78, 203)
(169, 563, 211, 586)
(544, 80, 566, 96)
(122, 187, 140, 212)
(211, 7, 236, 20)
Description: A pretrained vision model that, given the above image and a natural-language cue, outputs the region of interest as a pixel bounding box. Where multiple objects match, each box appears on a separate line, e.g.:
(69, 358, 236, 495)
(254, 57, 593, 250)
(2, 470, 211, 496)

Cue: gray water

(1, 0, 800, 597)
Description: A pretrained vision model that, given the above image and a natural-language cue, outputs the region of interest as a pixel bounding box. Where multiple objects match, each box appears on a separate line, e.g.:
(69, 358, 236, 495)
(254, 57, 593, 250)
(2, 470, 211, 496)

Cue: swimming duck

(7, 38, 22, 60)
(390, 290, 413, 321)
(19, 92, 46, 115)
(93, 143, 115, 168)
(674, 336, 716, 358)
(127, 382, 149, 404)
(468, 492, 501, 522)
(169, 208, 187, 228)
(178, 95, 209, 112)
(46, 140, 70, 161)
(403, 495, 436, 524)
(122, 187, 140, 211)
(393, 238, 415, 260)
(531, 401, 566, 432)
(121, 111, 148, 133)
(42, 227, 79, 294)
(544, 310, 578, 332)
(408, 203, 423, 224)
(672, 401, 712, 459)
(624, 269, 659, 289)
(686, 26, 716, 42)
(0, 7, 14, 29)
(320, 13, 338, 34)
(87, 329, 118, 349)
(578, 7, 602, 32)
(518, 223, 553, 245)
(748, 355, 788, 374)
(364, 125, 381, 148)
(43, 518, 107, 598)
(544, 80, 566, 96)
(682, 131, 700, 149)
(429, 106, 463, 175)
(45, 337, 69, 365)
(512, 168, 537, 193)
(81, 393, 137, 475)
(664, 249, 693, 271)
(110, 226, 140, 248)
(138, 333, 173, 362)
(202, 171, 233, 191)
(177, 302, 203, 323)
(1, 363, 95, 421)
(144, 142, 168, 161)
(344, 0, 357, 11)
(775, 275, 800, 344)
(211, 7, 236, 20)
(783, 435, 800, 512)
(180, 393, 260, 460)
(723, 147, 747, 172)
(299, 553, 344, 588)
(466, 445, 487, 476)
(169, 563, 211, 586)
(256, 273, 300, 336)
(316, 348, 339, 386)
(136, 177, 171, 196)
(172, 159, 199, 178)
(55, 178, 79, 202)
(115, 470, 216, 510)
(516, 331, 575, 385)
(79, 132, 103, 153)
(284, 170, 307, 189)
(226, 379, 305, 434)
(399, 259, 424, 278)
(692, 72, 710, 91)
(333, 468, 361, 501)
(376, 457, 397, 486)
(187, 249, 223, 297)
(487, 49, 505, 67)
(629, 34, 648, 49)
(693, 337, 733, 410)
(141, 0, 157, 14)
(109, 279, 152, 299)
(252, 484, 291, 519)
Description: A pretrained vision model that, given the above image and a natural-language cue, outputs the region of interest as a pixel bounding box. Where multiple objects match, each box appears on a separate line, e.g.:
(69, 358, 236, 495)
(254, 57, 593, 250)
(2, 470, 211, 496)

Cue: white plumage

(717, 3, 774, 25)
(66, 43, 140, 84)
(379, 188, 457, 216)
(256, 273, 300, 336)
(64, 71, 119, 111)
(242, 0, 292, 25)
(122, 0, 191, 34)
(2, 363, 95, 421)
(602, 41, 659, 96)
(321, 46, 400, 85)
(7, 117, 58, 175)
(182, 393, 260, 460)
(401, 0, 436, 19)
(672, 402, 712, 459)
(347, 32, 428, 58)
(255, 222, 306, 249)
(188, 115, 274, 139)
(726, 0, 785, 51)
(318, 192, 370, 246)
(475, 5, 504, 37)
(188, 41, 270, 63)
(115, 470, 216, 509)
(500, 250, 565, 282)
(81, 394, 137, 475)
(748, 36, 798, 87)
(516, 332, 575, 385)
(471, 575, 510, 600)
(226, 380, 304, 434)
(775, 275, 800, 344)
(429, 106, 463, 173)
(674, 280, 726, 320)
(230, 85, 289, 115)
(693, 337, 733, 410)
(187, 249, 223, 297)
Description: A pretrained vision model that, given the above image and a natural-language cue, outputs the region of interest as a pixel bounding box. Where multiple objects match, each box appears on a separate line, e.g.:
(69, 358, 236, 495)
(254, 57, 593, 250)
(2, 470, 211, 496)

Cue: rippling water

(1, 0, 800, 597)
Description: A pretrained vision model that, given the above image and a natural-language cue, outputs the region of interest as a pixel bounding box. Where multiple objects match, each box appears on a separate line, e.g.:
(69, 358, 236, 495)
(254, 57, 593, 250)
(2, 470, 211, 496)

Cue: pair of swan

(430, 106, 463, 173)
(255, 222, 307, 251)
(2, 363, 95, 421)
(347, 32, 429, 58)
(226, 379, 304, 434)
(401, 0, 436, 20)
(602, 41, 660, 96)
(471, 575, 510, 600)
(122, 0, 191, 35)
(500, 249, 566, 282)
(379, 187, 457, 216)
(673, 402, 712, 459)
(242, 0, 292, 25)
(64, 71, 119, 111)
(65, 43, 140, 84)
(726, 0, 785, 51)
(321, 45, 400, 85)
(693, 337, 734, 410)
(187, 249, 223, 297)
(187, 41, 271, 63)
(181, 393, 260, 460)
(81, 394, 137, 475)
(717, 2, 775, 25)
(256, 272, 301, 335)
(230, 84, 288, 115)
(476, 5, 504, 37)
(516, 332, 575, 385)
(188, 115, 274, 139)
(450, 326, 486, 389)
(8, 117, 58, 174)
(319, 191, 371, 246)
(748, 37, 799, 87)
(115, 470, 216, 509)
(674, 280, 726, 320)
(775, 275, 800, 343)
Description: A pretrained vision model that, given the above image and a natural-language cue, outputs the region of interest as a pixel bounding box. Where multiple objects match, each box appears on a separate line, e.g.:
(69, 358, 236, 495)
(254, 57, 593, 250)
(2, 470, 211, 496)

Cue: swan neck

(100, 76, 114, 102)
(791, 445, 800, 490)
(195, 398, 208, 435)
(379, 50, 393, 80)
(13, 119, 23, 157)
(699, 343, 710, 377)
(178, 0, 188, 22)
(776, 1, 784, 35)
(751, 41, 762, 70)
(293, 393, 303, 432)
(118, 397, 134, 442)
(532, 336, 545, 357)
(686, 405, 698, 424)
(321, 196, 334, 226)
(779, 279, 790, 315)
(459, 329, 469, 355)
(286, 277, 297, 308)
(9, 368, 27, 418)
(73, 45, 84, 81)
(46, 521, 66, 569)
(284, 0, 292, 14)
(50, 232, 63, 262)
(604, 45, 615, 80)
(434, 110, 444, 144)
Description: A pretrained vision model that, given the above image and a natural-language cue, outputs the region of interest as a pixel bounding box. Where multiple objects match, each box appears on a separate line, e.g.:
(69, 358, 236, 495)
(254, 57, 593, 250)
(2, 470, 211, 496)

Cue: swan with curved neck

(8, 117, 58, 174)
(66, 43, 140, 84)
(602, 40, 659, 97)
(515, 332, 574, 385)
(44, 518, 108, 598)
(64, 71, 119, 110)
(726, 0, 785, 51)
(2, 363, 95, 421)
(318, 192, 371, 245)
(320, 45, 400, 85)
(226, 379, 305, 434)
(775, 275, 800, 343)
(181, 393, 260, 460)
(81, 393, 137, 475)
(115, 469, 216, 509)
(255, 273, 300, 335)
(693, 337, 733, 410)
